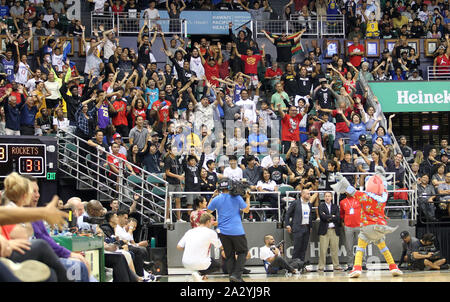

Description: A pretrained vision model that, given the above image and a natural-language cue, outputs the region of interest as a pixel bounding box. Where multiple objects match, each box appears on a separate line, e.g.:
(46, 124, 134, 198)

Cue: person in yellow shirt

(392, 12, 409, 30)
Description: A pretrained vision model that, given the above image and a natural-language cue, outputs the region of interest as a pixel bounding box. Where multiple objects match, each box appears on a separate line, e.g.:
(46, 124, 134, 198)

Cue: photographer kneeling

(410, 233, 447, 270)
(260, 235, 297, 275)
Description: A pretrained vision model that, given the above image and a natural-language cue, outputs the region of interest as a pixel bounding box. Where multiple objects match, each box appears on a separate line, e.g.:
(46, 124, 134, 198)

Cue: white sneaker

(177, 219, 187, 223)
(0, 258, 51, 282)
(191, 272, 204, 282)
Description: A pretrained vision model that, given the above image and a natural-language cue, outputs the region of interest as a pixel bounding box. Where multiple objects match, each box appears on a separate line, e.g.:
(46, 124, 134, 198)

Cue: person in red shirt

(111, 0, 125, 15)
(348, 36, 365, 67)
(339, 192, 364, 271)
(433, 39, 450, 78)
(234, 44, 265, 89)
(264, 61, 283, 91)
(111, 88, 130, 137)
(277, 103, 303, 154)
(196, 42, 223, 87)
(151, 90, 172, 123)
(107, 142, 135, 183)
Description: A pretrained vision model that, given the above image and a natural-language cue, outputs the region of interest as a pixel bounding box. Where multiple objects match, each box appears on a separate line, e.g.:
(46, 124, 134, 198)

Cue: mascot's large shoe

(349, 265, 362, 278)
(389, 264, 403, 277)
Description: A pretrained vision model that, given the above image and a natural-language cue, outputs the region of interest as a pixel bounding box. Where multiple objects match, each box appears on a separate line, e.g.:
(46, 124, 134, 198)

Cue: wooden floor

(164, 269, 450, 282)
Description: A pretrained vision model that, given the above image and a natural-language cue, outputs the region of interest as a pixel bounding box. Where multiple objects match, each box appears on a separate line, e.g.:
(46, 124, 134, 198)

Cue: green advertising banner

(368, 81, 450, 112)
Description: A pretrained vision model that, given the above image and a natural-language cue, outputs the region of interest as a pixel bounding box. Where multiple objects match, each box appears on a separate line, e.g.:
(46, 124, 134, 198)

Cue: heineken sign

(368, 81, 450, 112)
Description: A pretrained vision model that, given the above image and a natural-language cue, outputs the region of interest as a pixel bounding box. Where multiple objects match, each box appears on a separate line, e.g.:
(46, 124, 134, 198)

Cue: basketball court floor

(162, 268, 450, 282)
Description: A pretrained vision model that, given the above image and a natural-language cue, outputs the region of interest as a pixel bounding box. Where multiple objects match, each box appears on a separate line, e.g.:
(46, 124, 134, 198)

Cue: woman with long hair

(166, 0, 186, 33)
(0, 172, 70, 282)
(256, 168, 279, 220)
(414, 150, 424, 165)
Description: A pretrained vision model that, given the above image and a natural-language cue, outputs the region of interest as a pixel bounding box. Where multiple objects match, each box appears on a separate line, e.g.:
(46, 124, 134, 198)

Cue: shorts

(168, 184, 183, 200)
(46, 98, 61, 109)
(185, 193, 199, 206)
(249, 75, 259, 87)
(358, 224, 397, 244)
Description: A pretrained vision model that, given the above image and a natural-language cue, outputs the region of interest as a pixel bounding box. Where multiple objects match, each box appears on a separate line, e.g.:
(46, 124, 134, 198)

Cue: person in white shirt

(53, 108, 70, 133)
(143, 1, 160, 29)
(115, 210, 150, 278)
(223, 155, 243, 181)
(177, 213, 222, 282)
(25, 69, 42, 91)
(260, 234, 297, 275)
(235, 86, 260, 124)
(261, 150, 286, 168)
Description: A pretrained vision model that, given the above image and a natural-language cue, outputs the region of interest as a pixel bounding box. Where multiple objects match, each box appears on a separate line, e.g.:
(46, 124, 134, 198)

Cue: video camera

(218, 178, 251, 196)
(270, 240, 285, 252)
(418, 245, 442, 261)
(83, 215, 106, 225)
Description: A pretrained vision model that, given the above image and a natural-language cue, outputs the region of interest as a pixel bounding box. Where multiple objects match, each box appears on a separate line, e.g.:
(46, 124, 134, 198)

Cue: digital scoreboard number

(0, 144, 47, 178)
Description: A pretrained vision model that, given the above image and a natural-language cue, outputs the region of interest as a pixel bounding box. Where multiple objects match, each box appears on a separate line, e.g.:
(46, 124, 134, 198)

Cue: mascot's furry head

(365, 166, 388, 196)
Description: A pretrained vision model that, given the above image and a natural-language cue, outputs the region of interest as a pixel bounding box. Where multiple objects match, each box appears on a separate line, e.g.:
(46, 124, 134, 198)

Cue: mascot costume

(331, 167, 402, 278)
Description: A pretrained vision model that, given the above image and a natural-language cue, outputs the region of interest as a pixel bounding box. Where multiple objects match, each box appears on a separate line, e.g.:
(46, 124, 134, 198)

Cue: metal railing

(359, 76, 418, 221)
(90, 12, 187, 37)
(56, 129, 168, 223)
(286, 189, 414, 219)
(256, 16, 344, 38)
(427, 66, 450, 80)
(168, 191, 281, 223)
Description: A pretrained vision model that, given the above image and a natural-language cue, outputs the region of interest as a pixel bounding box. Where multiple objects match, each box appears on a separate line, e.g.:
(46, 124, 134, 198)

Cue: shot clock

(0, 136, 57, 180)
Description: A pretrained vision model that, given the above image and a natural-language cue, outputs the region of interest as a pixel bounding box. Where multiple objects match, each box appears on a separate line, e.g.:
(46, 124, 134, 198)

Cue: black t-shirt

(340, 160, 356, 185)
(315, 88, 335, 109)
(268, 165, 288, 185)
(138, 42, 152, 65)
(324, 169, 338, 191)
(274, 38, 295, 63)
(297, 76, 313, 97)
(281, 73, 299, 97)
(164, 155, 182, 185)
(395, 45, 413, 58)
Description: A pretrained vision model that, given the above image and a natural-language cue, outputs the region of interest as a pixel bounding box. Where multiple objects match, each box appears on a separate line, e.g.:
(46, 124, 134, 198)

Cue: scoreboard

(0, 136, 58, 180)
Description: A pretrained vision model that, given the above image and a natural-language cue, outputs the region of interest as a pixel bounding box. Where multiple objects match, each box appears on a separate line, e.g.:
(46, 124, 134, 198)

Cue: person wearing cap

(433, 34, 450, 78)
(354, 134, 367, 151)
(398, 231, 420, 269)
(109, 133, 127, 156)
(207, 178, 251, 282)
(407, 68, 423, 80)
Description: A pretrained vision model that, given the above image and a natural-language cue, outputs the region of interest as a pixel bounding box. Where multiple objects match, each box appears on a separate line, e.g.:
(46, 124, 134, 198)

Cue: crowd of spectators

(0, 1, 449, 222)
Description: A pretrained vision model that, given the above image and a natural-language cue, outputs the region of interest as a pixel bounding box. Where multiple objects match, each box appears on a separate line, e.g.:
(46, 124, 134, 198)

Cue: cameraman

(410, 233, 447, 270)
(207, 178, 250, 282)
(260, 235, 297, 275)
(398, 231, 420, 269)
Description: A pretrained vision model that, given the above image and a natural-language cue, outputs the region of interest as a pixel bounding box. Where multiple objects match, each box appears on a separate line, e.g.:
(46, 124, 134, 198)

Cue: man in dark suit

(318, 192, 343, 271)
(284, 189, 316, 262)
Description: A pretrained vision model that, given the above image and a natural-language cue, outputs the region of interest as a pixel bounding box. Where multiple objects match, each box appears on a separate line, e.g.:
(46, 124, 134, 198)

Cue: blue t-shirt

(248, 133, 268, 154)
(145, 87, 159, 109)
(349, 122, 366, 146)
(207, 193, 247, 236)
(372, 134, 392, 145)
(0, 5, 9, 17)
